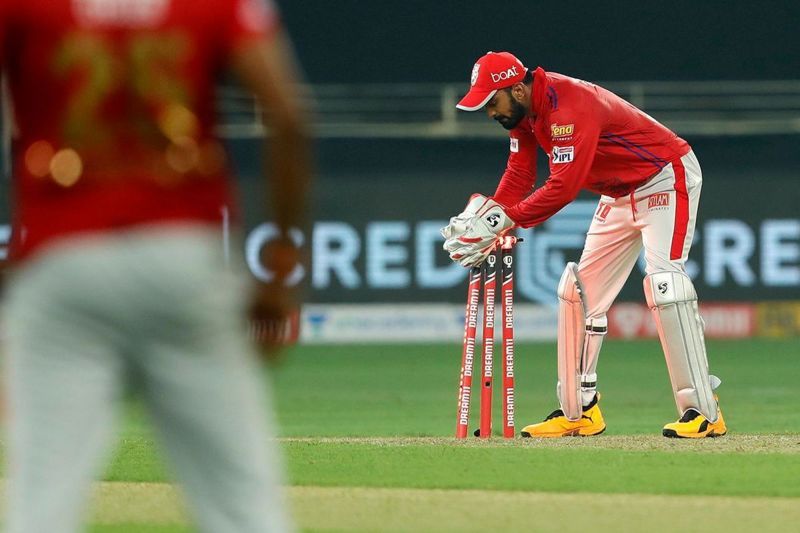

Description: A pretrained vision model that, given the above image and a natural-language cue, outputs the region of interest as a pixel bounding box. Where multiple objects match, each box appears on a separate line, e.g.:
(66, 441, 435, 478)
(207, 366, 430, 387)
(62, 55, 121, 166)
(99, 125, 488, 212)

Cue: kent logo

(491, 66, 519, 83)
(551, 123, 574, 138)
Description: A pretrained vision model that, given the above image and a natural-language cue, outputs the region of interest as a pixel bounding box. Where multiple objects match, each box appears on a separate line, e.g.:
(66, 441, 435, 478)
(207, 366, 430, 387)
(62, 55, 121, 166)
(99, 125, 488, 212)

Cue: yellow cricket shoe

(520, 394, 606, 438)
(662, 405, 727, 438)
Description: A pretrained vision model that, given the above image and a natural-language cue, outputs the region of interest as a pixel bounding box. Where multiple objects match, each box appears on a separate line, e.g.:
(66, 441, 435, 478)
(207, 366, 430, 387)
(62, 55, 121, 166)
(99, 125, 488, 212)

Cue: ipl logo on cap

(471, 63, 480, 86)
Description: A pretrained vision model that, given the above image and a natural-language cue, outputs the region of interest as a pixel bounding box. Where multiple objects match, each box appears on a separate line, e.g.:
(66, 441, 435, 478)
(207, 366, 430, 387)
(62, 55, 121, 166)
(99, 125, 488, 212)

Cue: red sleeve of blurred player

(506, 105, 601, 228)
(493, 124, 538, 208)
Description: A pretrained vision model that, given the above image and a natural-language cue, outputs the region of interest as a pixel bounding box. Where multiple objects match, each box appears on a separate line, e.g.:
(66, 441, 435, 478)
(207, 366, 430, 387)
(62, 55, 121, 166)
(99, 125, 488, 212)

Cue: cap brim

(456, 89, 497, 111)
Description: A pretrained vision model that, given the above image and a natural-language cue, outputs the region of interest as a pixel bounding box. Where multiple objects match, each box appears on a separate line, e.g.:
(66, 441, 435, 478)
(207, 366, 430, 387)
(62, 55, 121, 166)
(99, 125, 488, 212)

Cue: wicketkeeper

(442, 51, 727, 438)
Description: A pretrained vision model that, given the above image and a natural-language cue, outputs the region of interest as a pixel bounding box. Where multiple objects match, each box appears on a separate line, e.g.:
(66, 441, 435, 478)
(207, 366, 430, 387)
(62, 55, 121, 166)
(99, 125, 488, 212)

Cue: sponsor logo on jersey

(552, 145, 574, 164)
(551, 123, 574, 139)
(509, 137, 519, 152)
(491, 66, 519, 83)
(471, 63, 480, 86)
(648, 192, 670, 210)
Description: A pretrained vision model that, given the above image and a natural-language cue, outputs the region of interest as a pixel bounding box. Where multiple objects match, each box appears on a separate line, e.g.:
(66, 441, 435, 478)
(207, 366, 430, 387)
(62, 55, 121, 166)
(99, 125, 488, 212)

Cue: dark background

(267, 0, 800, 302)
(278, 0, 799, 83)
(2, 1, 798, 304)
(232, 133, 800, 303)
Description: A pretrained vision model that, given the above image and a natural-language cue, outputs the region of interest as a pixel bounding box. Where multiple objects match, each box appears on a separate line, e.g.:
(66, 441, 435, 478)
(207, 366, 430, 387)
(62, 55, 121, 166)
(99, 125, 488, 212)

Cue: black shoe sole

(663, 428, 727, 438)
(520, 427, 605, 438)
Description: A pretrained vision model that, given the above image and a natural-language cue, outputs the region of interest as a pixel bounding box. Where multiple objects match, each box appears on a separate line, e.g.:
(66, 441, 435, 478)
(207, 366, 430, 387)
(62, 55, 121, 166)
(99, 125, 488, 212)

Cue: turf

(82, 486, 800, 533)
(287, 437, 800, 496)
(2, 339, 799, 531)
(271, 339, 800, 436)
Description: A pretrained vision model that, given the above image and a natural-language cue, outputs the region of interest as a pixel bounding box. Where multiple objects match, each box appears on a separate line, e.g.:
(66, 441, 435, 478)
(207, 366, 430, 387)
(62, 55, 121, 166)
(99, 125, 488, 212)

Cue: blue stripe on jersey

(601, 133, 666, 171)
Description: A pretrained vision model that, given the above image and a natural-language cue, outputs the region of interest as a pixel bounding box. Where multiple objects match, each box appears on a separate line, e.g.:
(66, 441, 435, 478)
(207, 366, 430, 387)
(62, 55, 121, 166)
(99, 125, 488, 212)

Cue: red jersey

(1, 0, 278, 261)
(494, 68, 690, 227)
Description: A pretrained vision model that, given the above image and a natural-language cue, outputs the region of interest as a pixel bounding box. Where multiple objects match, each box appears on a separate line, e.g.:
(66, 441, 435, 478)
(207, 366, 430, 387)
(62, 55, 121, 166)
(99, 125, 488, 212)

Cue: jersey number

(52, 32, 191, 148)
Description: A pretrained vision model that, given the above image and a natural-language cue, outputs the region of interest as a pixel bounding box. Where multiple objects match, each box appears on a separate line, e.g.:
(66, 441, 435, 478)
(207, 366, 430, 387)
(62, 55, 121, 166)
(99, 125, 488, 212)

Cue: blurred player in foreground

(442, 51, 726, 439)
(0, 0, 311, 531)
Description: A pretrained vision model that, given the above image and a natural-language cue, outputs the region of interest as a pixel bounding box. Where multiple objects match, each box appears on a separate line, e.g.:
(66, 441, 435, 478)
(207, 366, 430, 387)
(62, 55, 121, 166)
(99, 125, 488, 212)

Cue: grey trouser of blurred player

(2, 225, 292, 533)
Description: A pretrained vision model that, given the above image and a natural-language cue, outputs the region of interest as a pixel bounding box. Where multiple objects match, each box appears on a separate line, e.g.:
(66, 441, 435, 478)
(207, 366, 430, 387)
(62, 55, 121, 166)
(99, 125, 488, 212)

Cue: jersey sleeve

(506, 106, 601, 227)
(492, 125, 537, 208)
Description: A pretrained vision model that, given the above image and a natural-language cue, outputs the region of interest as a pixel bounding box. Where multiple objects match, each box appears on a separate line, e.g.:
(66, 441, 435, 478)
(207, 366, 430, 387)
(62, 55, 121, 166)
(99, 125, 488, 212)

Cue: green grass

(286, 440, 800, 497)
(4, 339, 800, 531)
(271, 339, 800, 436)
(113, 339, 798, 441)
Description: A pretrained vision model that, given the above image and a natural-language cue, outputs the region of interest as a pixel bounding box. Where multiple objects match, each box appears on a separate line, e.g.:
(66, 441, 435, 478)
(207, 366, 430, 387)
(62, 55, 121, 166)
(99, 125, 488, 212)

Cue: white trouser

(2, 225, 292, 533)
(573, 150, 703, 400)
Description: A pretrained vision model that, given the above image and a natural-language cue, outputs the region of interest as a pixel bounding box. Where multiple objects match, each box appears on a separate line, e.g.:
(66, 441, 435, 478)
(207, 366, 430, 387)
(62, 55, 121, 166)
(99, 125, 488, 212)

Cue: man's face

(485, 88, 526, 130)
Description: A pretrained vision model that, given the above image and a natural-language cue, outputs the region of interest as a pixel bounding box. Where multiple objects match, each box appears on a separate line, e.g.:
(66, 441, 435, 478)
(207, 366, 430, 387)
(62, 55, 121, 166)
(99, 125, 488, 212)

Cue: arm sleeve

(506, 109, 601, 227)
(492, 125, 537, 208)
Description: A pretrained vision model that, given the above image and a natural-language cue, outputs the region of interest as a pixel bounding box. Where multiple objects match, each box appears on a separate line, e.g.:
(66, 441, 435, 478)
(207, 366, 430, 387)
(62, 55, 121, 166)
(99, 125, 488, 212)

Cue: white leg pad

(557, 263, 585, 421)
(644, 271, 719, 422)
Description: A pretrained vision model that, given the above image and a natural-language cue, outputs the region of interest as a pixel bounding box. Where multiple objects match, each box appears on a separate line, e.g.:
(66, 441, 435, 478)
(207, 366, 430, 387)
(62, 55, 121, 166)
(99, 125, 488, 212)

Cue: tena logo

(551, 123, 574, 139)
(471, 63, 480, 86)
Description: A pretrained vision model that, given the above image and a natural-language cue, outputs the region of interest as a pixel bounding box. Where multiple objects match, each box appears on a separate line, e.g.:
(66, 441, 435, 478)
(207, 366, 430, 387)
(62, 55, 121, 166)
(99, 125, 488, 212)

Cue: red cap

(456, 51, 527, 111)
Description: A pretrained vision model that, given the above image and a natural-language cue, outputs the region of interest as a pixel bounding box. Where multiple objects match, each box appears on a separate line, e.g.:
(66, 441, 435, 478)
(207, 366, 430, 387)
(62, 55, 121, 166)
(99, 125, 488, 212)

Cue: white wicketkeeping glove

(440, 193, 488, 240)
(442, 196, 516, 267)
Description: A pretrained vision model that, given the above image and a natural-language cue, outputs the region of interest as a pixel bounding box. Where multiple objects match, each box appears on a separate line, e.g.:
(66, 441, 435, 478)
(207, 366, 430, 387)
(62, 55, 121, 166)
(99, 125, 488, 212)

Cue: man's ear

(511, 82, 527, 103)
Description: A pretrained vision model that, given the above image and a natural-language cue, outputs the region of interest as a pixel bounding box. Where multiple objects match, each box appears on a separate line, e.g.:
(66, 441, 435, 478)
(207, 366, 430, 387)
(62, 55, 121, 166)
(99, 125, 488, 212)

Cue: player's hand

(247, 239, 303, 362)
(248, 281, 300, 362)
(440, 193, 488, 239)
(442, 198, 516, 267)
